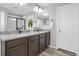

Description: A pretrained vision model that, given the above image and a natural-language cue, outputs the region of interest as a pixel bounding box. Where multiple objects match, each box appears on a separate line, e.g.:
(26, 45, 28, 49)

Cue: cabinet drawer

(29, 35, 39, 42)
(6, 38, 26, 49)
(6, 44, 25, 56)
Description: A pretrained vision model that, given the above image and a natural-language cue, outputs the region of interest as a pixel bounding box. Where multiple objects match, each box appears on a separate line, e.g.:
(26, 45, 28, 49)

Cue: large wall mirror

(7, 16, 25, 31)
(7, 16, 16, 31)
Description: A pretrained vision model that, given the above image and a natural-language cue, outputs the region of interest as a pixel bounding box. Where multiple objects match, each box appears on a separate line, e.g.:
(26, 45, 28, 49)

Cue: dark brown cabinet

(5, 38, 26, 49)
(45, 32, 50, 48)
(6, 44, 26, 56)
(5, 32, 50, 56)
(28, 35, 39, 56)
(25, 38, 28, 56)
(5, 38, 27, 56)
(39, 34, 45, 53)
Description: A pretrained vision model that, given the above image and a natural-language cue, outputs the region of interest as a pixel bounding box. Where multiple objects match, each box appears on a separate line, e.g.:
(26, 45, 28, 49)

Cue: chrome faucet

(17, 27, 23, 34)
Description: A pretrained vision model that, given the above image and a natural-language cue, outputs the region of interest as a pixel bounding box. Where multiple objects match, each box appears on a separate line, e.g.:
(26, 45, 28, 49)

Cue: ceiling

(0, 3, 69, 16)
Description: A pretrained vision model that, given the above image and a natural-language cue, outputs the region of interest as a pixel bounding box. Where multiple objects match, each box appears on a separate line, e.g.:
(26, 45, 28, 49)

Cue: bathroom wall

(44, 5, 57, 47)
(7, 17, 16, 31)
(0, 9, 7, 32)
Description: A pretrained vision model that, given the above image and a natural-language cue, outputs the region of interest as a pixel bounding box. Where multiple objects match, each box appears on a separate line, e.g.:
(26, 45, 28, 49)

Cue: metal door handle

(59, 29, 61, 32)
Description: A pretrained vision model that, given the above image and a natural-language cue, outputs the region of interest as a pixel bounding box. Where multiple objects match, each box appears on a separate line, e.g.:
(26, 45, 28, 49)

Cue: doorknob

(59, 29, 61, 32)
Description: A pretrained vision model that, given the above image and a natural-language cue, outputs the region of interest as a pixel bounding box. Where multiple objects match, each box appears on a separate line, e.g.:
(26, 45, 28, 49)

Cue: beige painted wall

(44, 5, 57, 47)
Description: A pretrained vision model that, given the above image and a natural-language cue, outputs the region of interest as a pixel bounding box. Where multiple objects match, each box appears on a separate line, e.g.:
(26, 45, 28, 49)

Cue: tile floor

(39, 47, 73, 56)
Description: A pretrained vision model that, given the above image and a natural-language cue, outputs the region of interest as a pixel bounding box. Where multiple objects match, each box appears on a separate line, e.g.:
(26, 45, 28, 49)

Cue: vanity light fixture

(44, 13, 48, 16)
(19, 3, 25, 6)
(33, 6, 43, 13)
(10, 18, 16, 21)
(16, 3, 26, 6)
(33, 6, 48, 16)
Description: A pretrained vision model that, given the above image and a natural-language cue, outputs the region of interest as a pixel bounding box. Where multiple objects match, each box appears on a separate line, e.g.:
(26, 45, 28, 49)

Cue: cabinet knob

(59, 29, 61, 32)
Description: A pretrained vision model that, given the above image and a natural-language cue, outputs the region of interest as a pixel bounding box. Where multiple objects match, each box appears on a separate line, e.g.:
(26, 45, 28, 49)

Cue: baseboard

(76, 52, 79, 56)
(49, 45, 58, 49)
(58, 48, 77, 56)
(76, 53, 79, 56)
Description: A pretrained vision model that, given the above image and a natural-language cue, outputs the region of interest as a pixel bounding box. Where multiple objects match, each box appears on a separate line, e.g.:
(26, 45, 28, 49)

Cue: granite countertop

(0, 30, 50, 41)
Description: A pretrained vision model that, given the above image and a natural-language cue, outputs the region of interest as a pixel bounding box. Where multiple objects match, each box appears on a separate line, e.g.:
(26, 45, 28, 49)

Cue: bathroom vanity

(0, 31, 50, 56)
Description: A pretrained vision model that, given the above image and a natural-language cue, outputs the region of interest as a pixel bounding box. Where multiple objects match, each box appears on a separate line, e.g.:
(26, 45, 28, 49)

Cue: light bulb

(38, 8, 43, 13)
(16, 3, 25, 6)
(44, 13, 48, 16)
(33, 6, 38, 13)
(33, 7, 36, 12)
(35, 6, 39, 13)
(19, 3, 24, 6)
(33, 6, 44, 14)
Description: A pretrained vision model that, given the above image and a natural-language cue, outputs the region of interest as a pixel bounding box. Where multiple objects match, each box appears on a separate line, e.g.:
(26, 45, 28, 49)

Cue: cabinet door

(45, 32, 50, 48)
(25, 38, 28, 56)
(28, 35, 39, 56)
(39, 34, 45, 53)
(6, 38, 25, 49)
(6, 44, 26, 56)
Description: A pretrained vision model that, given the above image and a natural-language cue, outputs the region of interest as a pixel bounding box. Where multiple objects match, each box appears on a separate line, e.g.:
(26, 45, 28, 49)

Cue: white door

(57, 4, 79, 53)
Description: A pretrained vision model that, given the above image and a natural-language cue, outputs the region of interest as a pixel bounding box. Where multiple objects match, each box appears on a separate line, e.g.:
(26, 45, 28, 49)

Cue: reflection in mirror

(16, 18, 25, 31)
(7, 17, 16, 31)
